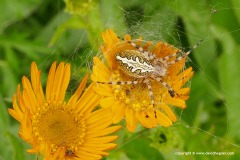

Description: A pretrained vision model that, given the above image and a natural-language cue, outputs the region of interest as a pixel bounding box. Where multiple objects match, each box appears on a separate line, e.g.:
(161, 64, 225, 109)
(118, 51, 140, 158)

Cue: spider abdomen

(115, 50, 154, 78)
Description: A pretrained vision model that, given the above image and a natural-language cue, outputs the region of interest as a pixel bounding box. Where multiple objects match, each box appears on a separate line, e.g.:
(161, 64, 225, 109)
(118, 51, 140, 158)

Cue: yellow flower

(91, 29, 194, 132)
(8, 62, 121, 160)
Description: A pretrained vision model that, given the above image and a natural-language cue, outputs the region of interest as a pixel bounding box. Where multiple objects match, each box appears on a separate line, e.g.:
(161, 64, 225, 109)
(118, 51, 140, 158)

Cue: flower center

(32, 102, 86, 155)
(111, 70, 166, 112)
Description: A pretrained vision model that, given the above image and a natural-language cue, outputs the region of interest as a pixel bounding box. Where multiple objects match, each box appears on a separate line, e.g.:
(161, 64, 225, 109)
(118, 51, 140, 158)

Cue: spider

(65, 149, 77, 158)
(97, 36, 202, 116)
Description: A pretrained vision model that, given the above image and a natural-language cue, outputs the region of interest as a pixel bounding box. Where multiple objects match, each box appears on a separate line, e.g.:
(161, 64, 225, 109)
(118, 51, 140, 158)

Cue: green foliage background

(1, 0, 240, 159)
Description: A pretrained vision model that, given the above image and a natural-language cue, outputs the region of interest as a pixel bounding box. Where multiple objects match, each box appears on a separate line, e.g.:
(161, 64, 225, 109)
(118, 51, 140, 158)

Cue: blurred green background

(1, 0, 240, 159)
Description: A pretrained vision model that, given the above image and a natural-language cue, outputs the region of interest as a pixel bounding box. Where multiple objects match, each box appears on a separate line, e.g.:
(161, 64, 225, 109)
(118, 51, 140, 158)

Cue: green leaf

(7, 131, 26, 160)
(231, 0, 240, 25)
(0, 60, 18, 98)
(100, 0, 127, 33)
(211, 25, 240, 141)
(185, 72, 220, 127)
(49, 4, 103, 51)
(210, 0, 240, 43)
(219, 46, 240, 140)
(5, 46, 19, 75)
(0, 133, 13, 160)
(49, 15, 88, 47)
(0, 35, 50, 60)
(123, 138, 164, 160)
(0, 0, 41, 33)
(36, 11, 70, 45)
(0, 92, 10, 129)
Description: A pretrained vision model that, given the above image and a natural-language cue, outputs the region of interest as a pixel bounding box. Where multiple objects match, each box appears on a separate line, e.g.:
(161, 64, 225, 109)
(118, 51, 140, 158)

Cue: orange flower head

(8, 62, 121, 159)
(91, 29, 194, 132)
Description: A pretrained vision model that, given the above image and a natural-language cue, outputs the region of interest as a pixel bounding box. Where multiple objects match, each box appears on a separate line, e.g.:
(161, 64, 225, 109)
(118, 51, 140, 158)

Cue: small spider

(97, 36, 202, 116)
(65, 149, 78, 158)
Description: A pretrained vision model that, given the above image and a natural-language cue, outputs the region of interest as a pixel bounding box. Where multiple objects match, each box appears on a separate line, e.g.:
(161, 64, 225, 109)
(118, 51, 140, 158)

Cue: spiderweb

(39, 1, 240, 159)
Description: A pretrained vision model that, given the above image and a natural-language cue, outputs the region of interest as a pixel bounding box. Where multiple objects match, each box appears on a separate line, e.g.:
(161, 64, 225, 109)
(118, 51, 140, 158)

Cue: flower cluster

(8, 29, 194, 159)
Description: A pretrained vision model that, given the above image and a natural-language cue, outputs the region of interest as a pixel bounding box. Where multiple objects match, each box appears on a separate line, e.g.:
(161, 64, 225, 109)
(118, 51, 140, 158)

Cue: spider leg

(117, 36, 156, 60)
(143, 79, 155, 106)
(157, 49, 183, 62)
(96, 80, 140, 85)
(143, 79, 158, 118)
(167, 39, 203, 65)
(155, 77, 175, 97)
(152, 50, 183, 66)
